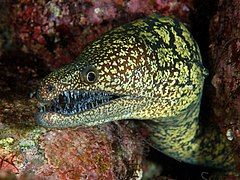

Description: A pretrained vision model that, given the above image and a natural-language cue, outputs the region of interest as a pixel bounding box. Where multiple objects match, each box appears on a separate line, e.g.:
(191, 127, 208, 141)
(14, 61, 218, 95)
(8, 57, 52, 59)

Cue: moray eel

(36, 14, 235, 170)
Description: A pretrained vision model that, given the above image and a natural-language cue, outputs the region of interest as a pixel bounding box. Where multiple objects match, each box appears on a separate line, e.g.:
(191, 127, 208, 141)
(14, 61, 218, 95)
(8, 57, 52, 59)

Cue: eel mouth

(37, 90, 123, 115)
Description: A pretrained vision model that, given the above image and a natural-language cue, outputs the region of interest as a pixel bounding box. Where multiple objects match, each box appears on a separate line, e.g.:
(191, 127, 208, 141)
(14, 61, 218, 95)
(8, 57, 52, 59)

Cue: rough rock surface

(209, 0, 240, 169)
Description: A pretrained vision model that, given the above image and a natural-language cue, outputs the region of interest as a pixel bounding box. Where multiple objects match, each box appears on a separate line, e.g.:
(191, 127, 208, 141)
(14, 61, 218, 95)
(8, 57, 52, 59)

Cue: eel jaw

(35, 90, 128, 128)
(36, 90, 125, 127)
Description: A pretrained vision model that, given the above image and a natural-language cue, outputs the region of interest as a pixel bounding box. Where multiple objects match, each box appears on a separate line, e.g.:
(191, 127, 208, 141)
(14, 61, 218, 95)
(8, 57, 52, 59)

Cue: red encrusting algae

(12, 0, 192, 68)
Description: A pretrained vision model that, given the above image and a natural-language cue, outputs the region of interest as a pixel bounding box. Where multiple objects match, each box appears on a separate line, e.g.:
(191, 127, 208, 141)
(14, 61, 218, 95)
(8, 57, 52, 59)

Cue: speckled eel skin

(36, 14, 235, 170)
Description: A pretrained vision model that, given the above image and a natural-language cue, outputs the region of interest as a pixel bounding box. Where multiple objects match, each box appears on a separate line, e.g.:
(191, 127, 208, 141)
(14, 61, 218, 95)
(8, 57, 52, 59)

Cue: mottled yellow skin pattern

(36, 14, 235, 170)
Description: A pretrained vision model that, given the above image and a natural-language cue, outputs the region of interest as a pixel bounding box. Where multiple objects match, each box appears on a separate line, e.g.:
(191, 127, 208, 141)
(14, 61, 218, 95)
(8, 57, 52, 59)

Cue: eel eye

(82, 66, 99, 84)
(46, 84, 55, 93)
(86, 71, 96, 83)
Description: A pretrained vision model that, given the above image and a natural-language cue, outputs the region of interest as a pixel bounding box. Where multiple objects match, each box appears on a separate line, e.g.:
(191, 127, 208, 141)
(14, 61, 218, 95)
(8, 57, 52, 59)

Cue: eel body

(36, 14, 235, 170)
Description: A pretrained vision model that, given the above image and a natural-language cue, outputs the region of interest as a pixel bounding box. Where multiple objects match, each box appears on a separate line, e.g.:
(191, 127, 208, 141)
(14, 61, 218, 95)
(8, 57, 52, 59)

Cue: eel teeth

(39, 90, 122, 115)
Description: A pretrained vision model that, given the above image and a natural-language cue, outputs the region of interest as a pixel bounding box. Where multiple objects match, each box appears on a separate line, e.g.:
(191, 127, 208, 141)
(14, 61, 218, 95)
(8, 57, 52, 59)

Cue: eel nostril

(46, 84, 55, 93)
